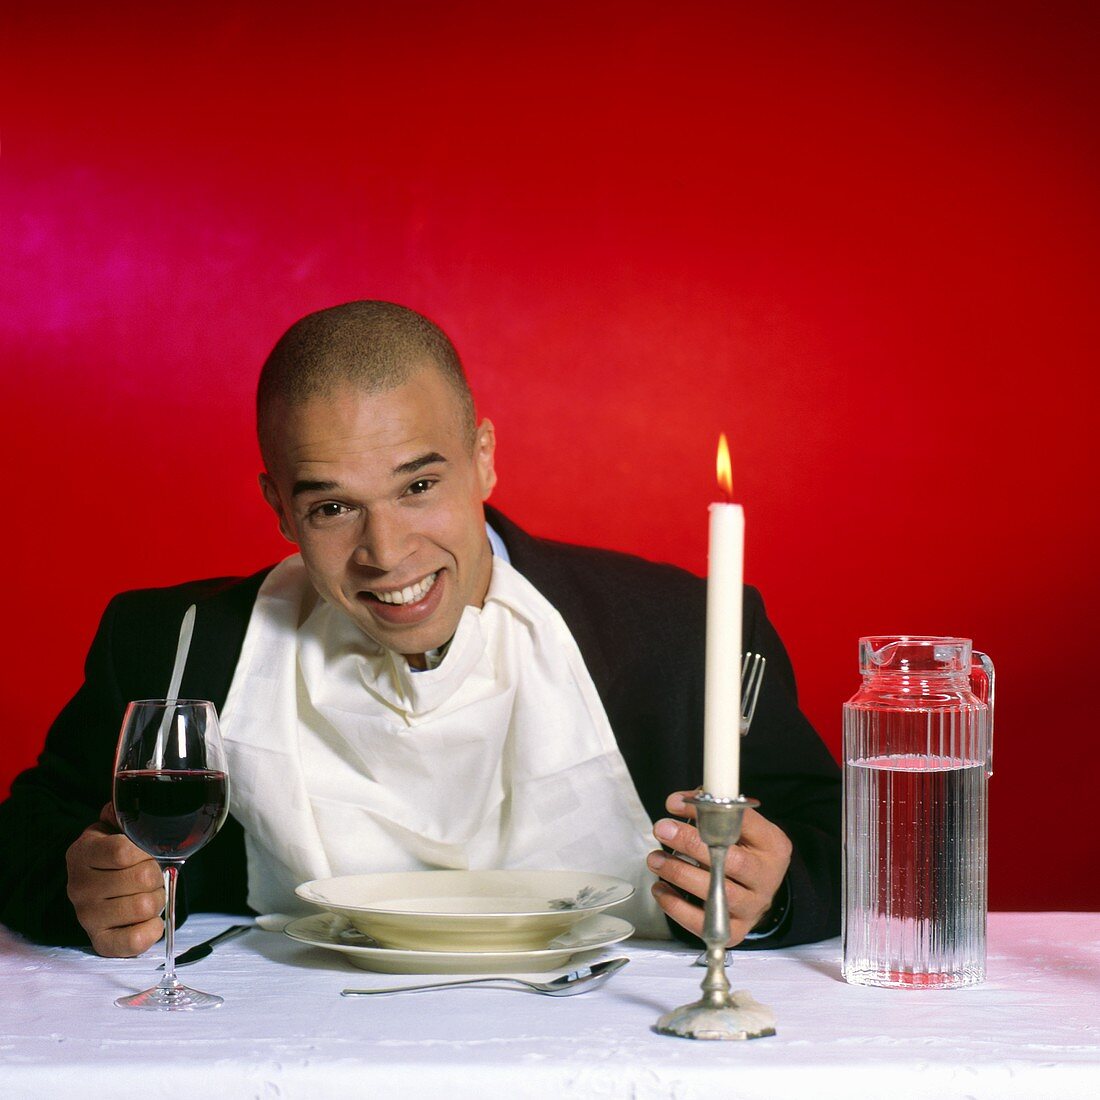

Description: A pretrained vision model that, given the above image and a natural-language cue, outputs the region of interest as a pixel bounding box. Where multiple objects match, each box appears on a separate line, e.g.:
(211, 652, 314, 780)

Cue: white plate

(284, 912, 634, 974)
(295, 869, 634, 952)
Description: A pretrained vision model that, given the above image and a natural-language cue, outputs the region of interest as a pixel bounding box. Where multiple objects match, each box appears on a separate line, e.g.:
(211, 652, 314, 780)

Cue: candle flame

(716, 433, 732, 498)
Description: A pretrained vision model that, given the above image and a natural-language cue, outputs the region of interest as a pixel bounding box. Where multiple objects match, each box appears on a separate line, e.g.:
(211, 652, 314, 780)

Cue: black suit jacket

(0, 507, 841, 947)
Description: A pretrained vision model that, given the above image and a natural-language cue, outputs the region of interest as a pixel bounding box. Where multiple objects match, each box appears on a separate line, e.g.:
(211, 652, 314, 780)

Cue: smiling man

(0, 302, 842, 957)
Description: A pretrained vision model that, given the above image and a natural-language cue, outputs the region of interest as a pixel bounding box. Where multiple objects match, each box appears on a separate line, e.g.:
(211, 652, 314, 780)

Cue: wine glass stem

(159, 863, 180, 988)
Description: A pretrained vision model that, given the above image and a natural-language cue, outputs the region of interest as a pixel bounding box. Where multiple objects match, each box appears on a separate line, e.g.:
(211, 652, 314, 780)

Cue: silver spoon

(341, 955, 629, 997)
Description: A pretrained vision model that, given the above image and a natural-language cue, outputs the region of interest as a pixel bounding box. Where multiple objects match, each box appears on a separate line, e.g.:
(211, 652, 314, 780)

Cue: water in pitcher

(844, 749, 987, 988)
(842, 637, 993, 988)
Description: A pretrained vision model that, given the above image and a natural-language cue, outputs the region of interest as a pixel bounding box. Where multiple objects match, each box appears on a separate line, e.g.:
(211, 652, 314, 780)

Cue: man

(0, 302, 841, 957)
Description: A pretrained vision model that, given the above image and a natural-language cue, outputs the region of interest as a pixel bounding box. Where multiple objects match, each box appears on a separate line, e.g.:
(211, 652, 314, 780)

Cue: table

(2, 912, 1097, 1098)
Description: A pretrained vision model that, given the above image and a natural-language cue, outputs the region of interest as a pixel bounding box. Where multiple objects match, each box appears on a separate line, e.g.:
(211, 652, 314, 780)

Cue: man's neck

(404, 645, 445, 672)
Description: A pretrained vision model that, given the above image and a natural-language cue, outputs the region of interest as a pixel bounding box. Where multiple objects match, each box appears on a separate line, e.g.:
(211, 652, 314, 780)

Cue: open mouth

(364, 571, 439, 606)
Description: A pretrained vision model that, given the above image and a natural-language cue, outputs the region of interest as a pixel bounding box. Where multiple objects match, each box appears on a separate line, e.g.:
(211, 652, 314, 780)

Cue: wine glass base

(115, 983, 223, 1010)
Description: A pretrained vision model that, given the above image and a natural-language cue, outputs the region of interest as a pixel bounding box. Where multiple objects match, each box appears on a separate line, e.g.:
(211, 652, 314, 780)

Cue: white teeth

(373, 572, 438, 605)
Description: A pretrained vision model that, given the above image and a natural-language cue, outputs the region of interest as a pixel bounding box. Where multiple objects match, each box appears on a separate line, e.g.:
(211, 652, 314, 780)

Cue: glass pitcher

(842, 636, 994, 989)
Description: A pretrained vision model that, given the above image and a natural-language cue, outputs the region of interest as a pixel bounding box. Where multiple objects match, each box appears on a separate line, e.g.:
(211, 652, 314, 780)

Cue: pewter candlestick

(656, 793, 777, 1040)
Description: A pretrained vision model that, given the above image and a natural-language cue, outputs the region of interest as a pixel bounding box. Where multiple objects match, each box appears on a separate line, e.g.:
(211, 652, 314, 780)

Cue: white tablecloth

(2, 912, 1097, 1098)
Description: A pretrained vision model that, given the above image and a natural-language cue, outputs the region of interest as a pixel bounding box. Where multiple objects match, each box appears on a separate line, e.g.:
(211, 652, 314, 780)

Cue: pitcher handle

(971, 650, 995, 777)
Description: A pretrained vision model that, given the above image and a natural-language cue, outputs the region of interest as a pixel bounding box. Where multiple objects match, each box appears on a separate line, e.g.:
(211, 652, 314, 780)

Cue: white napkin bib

(220, 555, 668, 938)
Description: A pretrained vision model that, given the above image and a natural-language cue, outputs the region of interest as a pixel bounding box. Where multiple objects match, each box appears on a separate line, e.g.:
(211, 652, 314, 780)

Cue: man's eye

(406, 478, 435, 496)
(311, 502, 349, 519)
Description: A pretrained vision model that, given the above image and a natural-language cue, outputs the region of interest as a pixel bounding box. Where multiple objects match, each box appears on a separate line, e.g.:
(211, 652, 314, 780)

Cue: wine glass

(112, 699, 230, 1010)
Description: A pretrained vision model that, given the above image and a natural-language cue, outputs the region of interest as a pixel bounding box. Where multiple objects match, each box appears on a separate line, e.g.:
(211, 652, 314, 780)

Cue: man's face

(259, 367, 497, 666)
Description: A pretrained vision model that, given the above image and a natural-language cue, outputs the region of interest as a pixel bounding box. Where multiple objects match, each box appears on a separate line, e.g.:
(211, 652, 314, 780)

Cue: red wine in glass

(112, 699, 230, 1011)
(115, 770, 228, 860)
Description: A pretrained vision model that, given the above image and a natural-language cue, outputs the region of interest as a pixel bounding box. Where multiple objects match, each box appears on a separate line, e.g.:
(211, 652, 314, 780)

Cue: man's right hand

(65, 803, 165, 957)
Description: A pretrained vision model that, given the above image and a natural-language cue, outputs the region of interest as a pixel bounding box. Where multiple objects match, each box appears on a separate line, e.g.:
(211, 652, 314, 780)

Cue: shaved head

(257, 301, 476, 463)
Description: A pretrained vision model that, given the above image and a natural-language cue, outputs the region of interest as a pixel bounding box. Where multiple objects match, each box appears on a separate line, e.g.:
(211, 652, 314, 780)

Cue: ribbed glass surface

(843, 697, 989, 989)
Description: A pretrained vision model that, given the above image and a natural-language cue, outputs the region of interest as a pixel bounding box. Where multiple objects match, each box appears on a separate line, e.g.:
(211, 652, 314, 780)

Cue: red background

(3, 1, 1097, 910)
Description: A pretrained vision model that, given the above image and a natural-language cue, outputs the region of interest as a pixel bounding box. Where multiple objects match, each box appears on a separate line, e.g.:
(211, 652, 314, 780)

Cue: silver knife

(161, 924, 252, 968)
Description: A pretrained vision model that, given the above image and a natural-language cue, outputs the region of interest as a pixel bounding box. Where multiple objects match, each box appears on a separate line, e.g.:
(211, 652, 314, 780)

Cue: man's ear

(474, 418, 497, 501)
(259, 472, 297, 544)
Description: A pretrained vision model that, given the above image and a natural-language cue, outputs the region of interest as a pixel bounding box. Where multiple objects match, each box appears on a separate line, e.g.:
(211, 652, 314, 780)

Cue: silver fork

(740, 652, 766, 736)
(668, 652, 767, 854)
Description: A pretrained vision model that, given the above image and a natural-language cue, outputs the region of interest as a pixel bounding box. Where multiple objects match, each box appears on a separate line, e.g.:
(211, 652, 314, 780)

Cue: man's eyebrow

(393, 452, 447, 476)
(289, 454, 446, 496)
(291, 479, 340, 497)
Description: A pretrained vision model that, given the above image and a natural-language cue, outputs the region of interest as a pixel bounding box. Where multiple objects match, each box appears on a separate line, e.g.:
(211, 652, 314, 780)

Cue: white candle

(703, 434, 743, 798)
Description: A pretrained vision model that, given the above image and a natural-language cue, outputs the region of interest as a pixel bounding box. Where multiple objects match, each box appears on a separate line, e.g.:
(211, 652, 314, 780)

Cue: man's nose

(352, 510, 413, 573)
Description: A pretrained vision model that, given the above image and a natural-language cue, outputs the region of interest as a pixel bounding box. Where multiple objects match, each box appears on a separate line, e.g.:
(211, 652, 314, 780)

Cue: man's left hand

(646, 791, 792, 946)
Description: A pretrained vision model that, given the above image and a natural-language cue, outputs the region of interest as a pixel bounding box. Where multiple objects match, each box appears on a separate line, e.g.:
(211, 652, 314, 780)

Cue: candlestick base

(655, 989, 776, 1041)
(655, 793, 777, 1041)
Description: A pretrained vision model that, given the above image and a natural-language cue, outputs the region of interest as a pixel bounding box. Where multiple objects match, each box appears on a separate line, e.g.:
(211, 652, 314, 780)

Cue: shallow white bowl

(295, 869, 634, 952)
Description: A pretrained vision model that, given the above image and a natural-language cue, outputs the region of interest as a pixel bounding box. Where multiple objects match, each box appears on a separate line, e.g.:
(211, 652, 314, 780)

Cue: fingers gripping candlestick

(656, 794, 777, 1040)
